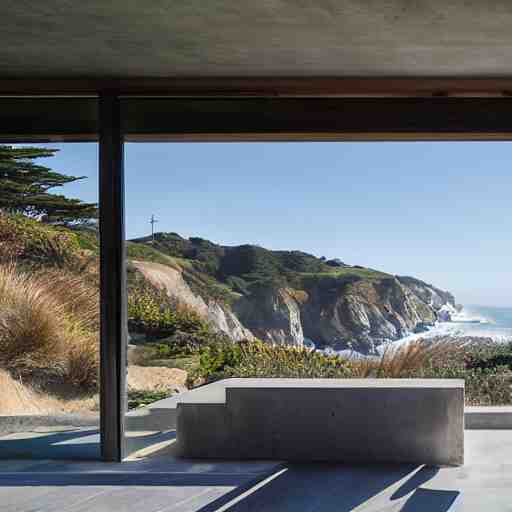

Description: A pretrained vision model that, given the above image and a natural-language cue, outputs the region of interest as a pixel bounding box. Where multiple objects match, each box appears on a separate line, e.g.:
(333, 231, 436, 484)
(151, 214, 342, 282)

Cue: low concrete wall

(465, 406, 512, 430)
(0, 414, 98, 433)
(176, 379, 465, 466)
(124, 393, 510, 434)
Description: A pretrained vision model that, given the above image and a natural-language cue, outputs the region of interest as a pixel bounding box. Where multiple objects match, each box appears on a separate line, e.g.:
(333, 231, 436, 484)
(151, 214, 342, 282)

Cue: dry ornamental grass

(0, 264, 99, 391)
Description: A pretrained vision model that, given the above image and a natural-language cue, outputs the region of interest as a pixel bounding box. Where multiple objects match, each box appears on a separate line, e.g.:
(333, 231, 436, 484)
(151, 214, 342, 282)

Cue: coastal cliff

(131, 260, 254, 342)
(128, 233, 455, 354)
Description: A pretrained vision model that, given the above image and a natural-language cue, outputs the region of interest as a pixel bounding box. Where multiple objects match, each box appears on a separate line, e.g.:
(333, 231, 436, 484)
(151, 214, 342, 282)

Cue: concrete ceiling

(3, 0, 512, 78)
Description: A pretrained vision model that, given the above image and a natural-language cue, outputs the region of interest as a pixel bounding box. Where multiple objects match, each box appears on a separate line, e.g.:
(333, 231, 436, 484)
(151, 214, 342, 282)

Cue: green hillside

(130, 232, 389, 296)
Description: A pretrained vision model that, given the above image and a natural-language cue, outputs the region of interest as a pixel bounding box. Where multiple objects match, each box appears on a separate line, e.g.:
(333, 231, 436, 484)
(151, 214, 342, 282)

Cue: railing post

(99, 92, 126, 462)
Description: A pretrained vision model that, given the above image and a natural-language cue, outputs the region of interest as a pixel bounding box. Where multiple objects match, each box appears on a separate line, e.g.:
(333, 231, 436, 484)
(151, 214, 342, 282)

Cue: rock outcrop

(228, 274, 454, 353)
(233, 286, 304, 346)
(396, 276, 455, 309)
(206, 301, 255, 342)
(298, 276, 437, 353)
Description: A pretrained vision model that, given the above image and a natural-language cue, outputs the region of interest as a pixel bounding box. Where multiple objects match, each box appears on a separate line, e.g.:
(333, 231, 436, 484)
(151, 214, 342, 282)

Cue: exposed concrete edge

(130, 385, 512, 433)
(125, 407, 177, 432)
(3, 401, 511, 435)
(464, 407, 512, 430)
(0, 414, 99, 433)
(126, 406, 512, 433)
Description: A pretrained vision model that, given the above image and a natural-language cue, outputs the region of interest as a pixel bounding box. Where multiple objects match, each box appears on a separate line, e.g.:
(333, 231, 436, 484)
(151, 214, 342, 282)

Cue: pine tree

(0, 145, 97, 223)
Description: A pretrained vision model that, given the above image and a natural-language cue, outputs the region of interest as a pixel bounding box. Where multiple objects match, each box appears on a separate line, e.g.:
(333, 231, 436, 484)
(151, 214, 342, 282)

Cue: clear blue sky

(30, 141, 512, 307)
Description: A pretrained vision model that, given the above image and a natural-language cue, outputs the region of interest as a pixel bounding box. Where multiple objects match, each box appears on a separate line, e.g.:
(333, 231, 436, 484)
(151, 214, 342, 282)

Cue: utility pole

(150, 214, 158, 244)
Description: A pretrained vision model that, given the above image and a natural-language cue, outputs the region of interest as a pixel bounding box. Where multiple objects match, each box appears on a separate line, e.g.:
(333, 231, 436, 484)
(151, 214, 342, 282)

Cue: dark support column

(99, 93, 127, 462)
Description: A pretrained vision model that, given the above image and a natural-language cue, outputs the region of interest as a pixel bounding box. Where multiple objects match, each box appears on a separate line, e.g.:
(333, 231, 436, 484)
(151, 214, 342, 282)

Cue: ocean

(428, 304, 512, 342)
(315, 304, 512, 357)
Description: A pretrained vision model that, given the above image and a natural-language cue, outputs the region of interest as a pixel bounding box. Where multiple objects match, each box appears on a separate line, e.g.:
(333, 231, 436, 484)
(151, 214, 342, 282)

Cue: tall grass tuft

(349, 338, 466, 378)
(0, 264, 99, 390)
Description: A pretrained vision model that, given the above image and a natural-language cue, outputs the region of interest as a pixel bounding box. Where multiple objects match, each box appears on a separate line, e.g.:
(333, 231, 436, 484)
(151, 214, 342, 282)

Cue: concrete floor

(0, 427, 179, 461)
(0, 430, 511, 511)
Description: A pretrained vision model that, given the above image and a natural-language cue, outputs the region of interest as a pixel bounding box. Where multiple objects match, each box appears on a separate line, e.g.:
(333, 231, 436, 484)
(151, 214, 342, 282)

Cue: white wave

(312, 305, 512, 358)
(450, 307, 490, 324)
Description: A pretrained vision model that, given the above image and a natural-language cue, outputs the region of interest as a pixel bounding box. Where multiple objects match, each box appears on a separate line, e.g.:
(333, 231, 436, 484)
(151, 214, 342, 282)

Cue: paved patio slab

(0, 430, 511, 511)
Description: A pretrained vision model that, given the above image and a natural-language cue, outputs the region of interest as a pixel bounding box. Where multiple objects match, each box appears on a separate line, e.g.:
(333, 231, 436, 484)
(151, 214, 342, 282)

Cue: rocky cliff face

(132, 260, 254, 342)
(228, 275, 446, 353)
(396, 276, 455, 309)
(129, 235, 455, 354)
(233, 286, 304, 346)
(298, 277, 437, 353)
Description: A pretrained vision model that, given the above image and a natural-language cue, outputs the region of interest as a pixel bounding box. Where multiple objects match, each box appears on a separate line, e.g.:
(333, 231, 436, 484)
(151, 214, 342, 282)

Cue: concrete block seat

(176, 378, 464, 466)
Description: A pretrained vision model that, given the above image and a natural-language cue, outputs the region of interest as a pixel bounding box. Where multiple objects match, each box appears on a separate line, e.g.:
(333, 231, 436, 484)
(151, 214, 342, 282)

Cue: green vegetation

(195, 339, 244, 382)
(71, 226, 99, 253)
(127, 390, 172, 410)
(129, 231, 388, 301)
(129, 344, 200, 371)
(181, 267, 240, 305)
(0, 213, 84, 268)
(128, 280, 209, 340)
(126, 241, 178, 267)
(127, 276, 232, 356)
(0, 145, 97, 223)
(193, 340, 354, 383)
(190, 337, 512, 405)
(299, 266, 390, 281)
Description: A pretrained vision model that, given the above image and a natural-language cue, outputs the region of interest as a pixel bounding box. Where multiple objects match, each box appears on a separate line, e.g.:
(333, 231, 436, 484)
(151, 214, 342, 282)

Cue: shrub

(0, 264, 99, 391)
(464, 342, 512, 371)
(230, 341, 354, 379)
(193, 339, 353, 383)
(225, 276, 250, 295)
(0, 213, 82, 268)
(127, 280, 218, 355)
(196, 338, 244, 382)
(127, 390, 172, 410)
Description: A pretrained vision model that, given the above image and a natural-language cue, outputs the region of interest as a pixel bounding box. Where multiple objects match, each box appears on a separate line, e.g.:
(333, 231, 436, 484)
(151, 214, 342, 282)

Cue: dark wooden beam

(122, 97, 512, 141)
(2, 77, 512, 97)
(2, 97, 512, 142)
(0, 98, 98, 142)
(99, 93, 127, 462)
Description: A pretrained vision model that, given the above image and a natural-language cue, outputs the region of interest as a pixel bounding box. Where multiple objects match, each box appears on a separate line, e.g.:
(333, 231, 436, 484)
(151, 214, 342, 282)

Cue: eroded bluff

(132, 259, 453, 354)
(231, 275, 452, 354)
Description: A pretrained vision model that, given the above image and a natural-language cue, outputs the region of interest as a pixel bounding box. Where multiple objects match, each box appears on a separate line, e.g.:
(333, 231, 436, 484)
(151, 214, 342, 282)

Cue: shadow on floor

(0, 427, 178, 461)
(0, 455, 461, 512)
(125, 429, 176, 456)
(197, 464, 460, 512)
(0, 428, 101, 460)
(0, 431, 461, 512)
(401, 488, 460, 512)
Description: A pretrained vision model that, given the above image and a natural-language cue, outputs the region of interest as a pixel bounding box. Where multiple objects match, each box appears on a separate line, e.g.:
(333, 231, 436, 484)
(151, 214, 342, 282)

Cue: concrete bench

(176, 378, 464, 466)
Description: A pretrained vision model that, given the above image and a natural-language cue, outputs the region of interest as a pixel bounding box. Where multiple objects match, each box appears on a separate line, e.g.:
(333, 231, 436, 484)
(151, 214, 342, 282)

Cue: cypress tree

(0, 145, 97, 223)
